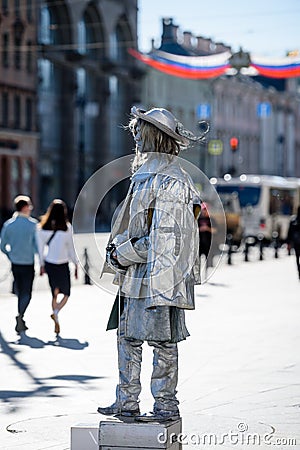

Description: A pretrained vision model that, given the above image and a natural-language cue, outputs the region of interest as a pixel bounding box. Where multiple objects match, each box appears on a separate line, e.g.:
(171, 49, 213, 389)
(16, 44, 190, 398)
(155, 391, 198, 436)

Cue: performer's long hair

(128, 118, 180, 173)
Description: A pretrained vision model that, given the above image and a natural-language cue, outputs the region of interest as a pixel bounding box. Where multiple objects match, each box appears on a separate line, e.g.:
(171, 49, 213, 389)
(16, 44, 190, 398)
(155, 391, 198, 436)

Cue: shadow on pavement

(47, 335, 89, 350)
(0, 331, 40, 379)
(9, 332, 89, 350)
(44, 374, 104, 383)
(0, 386, 62, 402)
(0, 331, 100, 410)
(206, 282, 230, 287)
(14, 333, 46, 348)
(0, 330, 60, 406)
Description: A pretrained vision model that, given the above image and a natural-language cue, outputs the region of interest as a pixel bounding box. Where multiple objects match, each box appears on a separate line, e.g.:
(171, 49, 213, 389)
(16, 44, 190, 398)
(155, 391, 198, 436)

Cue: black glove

(106, 242, 127, 272)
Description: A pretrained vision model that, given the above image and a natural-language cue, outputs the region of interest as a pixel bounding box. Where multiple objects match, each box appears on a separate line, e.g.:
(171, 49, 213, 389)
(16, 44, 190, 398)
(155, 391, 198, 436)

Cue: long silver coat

(102, 154, 201, 341)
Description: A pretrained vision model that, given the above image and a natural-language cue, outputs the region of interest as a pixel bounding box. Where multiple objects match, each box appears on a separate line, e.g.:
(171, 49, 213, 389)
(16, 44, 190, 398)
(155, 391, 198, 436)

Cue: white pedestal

(71, 418, 182, 450)
(99, 416, 182, 449)
(71, 423, 99, 450)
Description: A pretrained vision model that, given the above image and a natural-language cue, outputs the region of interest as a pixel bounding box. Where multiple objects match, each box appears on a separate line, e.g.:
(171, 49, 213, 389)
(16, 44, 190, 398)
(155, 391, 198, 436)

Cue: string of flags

(250, 54, 300, 78)
(128, 48, 300, 79)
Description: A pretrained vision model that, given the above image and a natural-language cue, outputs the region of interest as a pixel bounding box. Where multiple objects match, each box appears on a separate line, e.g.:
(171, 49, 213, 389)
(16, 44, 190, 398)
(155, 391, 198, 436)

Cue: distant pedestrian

(0, 195, 39, 333)
(287, 206, 300, 279)
(37, 199, 78, 334)
(198, 202, 217, 269)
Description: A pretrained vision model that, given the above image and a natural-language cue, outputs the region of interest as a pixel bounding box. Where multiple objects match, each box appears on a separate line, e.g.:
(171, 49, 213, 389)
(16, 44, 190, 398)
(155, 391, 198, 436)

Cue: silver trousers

(116, 300, 179, 413)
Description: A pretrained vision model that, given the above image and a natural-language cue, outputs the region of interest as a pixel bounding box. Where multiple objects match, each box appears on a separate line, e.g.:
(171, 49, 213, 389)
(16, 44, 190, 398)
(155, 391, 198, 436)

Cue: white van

(211, 174, 299, 242)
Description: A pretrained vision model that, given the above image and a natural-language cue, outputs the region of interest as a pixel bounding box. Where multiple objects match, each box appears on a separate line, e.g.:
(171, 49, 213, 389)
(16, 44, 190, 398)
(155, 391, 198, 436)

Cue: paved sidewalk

(0, 249, 300, 449)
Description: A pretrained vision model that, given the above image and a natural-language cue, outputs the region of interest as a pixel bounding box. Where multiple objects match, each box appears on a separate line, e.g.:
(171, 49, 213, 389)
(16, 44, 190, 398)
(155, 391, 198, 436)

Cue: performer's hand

(111, 250, 118, 261)
(106, 243, 126, 272)
(40, 266, 45, 276)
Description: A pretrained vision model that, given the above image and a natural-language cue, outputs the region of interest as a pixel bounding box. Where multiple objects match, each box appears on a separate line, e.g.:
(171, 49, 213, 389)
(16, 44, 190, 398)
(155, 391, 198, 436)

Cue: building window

(14, 95, 21, 129)
(77, 68, 86, 96)
(15, 48, 21, 69)
(23, 159, 32, 194)
(27, 0, 32, 22)
(78, 20, 87, 55)
(38, 58, 53, 91)
(26, 41, 32, 72)
(2, 33, 9, 68)
(14, 0, 20, 17)
(109, 32, 118, 61)
(13, 10, 24, 70)
(2, 0, 8, 15)
(2, 92, 9, 127)
(11, 158, 20, 201)
(39, 6, 59, 45)
(25, 98, 32, 131)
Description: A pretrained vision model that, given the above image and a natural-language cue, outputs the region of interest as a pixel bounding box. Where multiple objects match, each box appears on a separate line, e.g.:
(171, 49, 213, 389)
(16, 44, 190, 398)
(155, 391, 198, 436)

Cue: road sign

(257, 102, 271, 118)
(208, 139, 223, 155)
(196, 103, 211, 119)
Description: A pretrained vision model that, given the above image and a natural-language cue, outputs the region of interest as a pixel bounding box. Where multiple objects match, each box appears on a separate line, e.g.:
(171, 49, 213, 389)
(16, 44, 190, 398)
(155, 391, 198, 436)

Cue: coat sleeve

(116, 236, 149, 267)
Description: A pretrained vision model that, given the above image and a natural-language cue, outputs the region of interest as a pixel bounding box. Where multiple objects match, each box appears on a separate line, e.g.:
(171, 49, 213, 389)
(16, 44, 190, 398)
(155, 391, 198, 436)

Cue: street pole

(77, 95, 85, 194)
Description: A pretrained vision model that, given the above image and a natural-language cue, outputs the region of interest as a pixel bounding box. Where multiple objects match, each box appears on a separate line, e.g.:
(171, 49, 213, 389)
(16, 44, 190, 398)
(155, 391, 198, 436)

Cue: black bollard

(272, 231, 279, 259)
(244, 240, 250, 262)
(257, 233, 264, 261)
(244, 237, 255, 262)
(227, 234, 233, 265)
(83, 247, 92, 285)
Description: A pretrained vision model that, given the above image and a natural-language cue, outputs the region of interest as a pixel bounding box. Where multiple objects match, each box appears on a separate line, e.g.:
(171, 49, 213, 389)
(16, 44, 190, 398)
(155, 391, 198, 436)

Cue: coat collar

(131, 154, 200, 200)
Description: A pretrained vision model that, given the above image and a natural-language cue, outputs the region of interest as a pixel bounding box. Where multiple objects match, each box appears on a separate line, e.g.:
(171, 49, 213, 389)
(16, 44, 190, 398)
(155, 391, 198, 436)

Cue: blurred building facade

(0, 0, 141, 226)
(141, 18, 300, 178)
(37, 0, 141, 213)
(0, 0, 39, 224)
(2, 8, 299, 229)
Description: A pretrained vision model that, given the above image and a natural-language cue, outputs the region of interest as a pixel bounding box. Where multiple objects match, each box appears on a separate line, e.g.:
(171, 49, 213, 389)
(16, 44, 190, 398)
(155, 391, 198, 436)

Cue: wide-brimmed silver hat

(131, 106, 209, 147)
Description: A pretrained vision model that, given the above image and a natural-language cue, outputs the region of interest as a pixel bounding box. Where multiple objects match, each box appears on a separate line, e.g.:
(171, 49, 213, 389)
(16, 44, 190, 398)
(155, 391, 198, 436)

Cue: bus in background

(211, 174, 299, 244)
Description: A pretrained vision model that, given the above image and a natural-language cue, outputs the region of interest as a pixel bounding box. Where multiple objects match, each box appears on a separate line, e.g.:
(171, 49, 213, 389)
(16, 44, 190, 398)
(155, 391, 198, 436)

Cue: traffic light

(230, 136, 239, 152)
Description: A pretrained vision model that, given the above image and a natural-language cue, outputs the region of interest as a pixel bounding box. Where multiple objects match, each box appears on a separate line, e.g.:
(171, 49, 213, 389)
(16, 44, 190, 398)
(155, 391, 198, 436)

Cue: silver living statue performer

(98, 106, 209, 422)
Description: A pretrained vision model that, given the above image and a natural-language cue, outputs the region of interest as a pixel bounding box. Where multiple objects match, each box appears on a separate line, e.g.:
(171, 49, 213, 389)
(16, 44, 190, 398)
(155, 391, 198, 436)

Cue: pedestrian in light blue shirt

(0, 195, 39, 333)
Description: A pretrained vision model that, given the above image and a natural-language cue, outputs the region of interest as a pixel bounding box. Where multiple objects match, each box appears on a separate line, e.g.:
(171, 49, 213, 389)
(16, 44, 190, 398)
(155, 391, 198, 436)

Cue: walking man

(1, 195, 39, 333)
(287, 206, 300, 279)
(98, 106, 208, 421)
